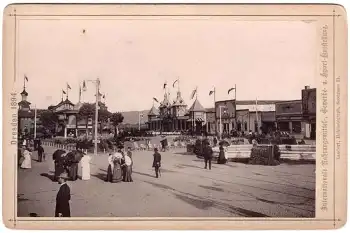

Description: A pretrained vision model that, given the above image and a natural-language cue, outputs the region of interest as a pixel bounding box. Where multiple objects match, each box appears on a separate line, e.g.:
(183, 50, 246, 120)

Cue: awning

(186, 118, 204, 122)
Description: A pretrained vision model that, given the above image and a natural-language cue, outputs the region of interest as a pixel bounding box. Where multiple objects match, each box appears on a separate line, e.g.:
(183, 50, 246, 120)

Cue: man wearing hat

(203, 141, 213, 170)
(55, 172, 71, 217)
(152, 148, 162, 178)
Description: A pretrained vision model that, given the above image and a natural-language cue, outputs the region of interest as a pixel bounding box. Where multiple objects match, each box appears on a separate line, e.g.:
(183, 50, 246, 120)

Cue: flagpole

(66, 83, 69, 100)
(214, 87, 217, 135)
(255, 97, 258, 132)
(23, 76, 26, 89)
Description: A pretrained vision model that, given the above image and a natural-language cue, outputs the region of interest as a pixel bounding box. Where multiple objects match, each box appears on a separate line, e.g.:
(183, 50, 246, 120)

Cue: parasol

(66, 150, 84, 163)
(52, 149, 66, 161)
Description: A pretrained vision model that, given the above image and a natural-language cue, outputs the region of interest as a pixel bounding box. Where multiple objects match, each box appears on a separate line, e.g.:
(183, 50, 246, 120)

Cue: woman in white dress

(80, 154, 91, 180)
(20, 147, 32, 169)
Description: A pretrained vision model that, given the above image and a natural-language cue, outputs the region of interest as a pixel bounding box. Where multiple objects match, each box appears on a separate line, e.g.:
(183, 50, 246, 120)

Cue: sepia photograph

(1, 3, 347, 230)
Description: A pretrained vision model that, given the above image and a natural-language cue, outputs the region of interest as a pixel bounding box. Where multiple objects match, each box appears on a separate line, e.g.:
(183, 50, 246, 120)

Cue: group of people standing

(201, 140, 227, 170)
(18, 138, 46, 169)
(107, 147, 133, 183)
(53, 148, 91, 182)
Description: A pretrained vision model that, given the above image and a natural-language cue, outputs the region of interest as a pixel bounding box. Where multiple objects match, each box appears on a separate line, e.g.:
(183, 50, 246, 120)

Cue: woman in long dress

(20, 147, 32, 169)
(80, 154, 91, 180)
(106, 153, 114, 182)
(217, 145, 227, 164)
(111, 157, 123, 183)
(122, 154, 133, 182)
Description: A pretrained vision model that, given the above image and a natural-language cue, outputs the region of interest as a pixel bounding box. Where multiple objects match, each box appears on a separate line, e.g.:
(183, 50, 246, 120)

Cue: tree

(78, 103, 95, 136)
(39, 110, 59, 135)
(98, 108, 112, 134)
(110, 112, 124, 137)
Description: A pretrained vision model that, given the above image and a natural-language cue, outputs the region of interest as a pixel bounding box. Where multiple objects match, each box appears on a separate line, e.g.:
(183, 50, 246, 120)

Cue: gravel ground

(17, 146, 315, 218)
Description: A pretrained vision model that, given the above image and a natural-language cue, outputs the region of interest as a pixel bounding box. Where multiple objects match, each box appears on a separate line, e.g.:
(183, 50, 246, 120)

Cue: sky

(17, 19, 317, 112)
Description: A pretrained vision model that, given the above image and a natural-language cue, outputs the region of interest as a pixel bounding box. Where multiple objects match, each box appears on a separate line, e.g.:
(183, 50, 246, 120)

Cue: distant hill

(120, 110, 149, 125)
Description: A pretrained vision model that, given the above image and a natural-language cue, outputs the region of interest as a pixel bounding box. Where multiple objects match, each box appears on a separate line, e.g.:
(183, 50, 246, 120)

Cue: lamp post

(219, 106, 226, 140)
(82, 78, 100, 156)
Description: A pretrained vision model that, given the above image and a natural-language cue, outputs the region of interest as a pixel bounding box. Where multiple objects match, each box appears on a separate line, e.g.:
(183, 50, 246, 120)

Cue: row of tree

(39, 103, 124, 137)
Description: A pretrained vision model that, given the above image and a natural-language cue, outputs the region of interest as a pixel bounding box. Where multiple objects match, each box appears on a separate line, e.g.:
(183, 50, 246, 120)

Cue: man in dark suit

(37, 143, 45, 162)
(55, 172, 71, 217)
(152, 148, 161, 178)
(203, 141, 213, 170)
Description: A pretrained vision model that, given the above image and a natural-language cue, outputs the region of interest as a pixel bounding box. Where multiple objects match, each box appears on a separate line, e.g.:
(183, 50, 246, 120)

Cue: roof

(172, 91, 186, 106)
(20, 88, 28, 96)
(189, 99, 205, 112)
(160, 93, 171, 107)
(236, 100, 282, 105)
(18, 100, 31, 108)
(18, 110, 34, 118)
(236, 104, 275, 112)
(148, 105, 159, 116)
(205, 107, 215, 112)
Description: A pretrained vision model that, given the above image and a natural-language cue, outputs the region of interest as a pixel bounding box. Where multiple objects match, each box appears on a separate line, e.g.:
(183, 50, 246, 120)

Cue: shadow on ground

(143, 180, 269, 217)
(40, 173, 55, 182)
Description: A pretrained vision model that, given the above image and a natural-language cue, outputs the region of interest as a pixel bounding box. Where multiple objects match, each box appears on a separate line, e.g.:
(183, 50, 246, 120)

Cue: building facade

(275, 86, 316, 139)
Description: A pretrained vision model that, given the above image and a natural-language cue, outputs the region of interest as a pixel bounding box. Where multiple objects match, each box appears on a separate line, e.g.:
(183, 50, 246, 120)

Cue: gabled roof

(148, 105, 159, 116)
(189, 99, 205, 112)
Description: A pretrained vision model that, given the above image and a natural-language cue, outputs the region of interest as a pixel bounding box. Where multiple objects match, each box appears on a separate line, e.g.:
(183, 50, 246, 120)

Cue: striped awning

(187, 118, 204, 122)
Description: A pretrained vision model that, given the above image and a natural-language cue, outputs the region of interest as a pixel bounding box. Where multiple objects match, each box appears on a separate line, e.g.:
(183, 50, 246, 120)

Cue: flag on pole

(228, 87, 235, 94)
(163, 82, 167, 89)
(209, 90, 214, 96)
(25, 75, 28, 82)
(153, 97, 159, 103)
(62, 90, 66, 94)
(190, 88, 197, 99)
(172, 79, 179, 88)
(82, 81, 87, 91)
(67, 83, 71, 89)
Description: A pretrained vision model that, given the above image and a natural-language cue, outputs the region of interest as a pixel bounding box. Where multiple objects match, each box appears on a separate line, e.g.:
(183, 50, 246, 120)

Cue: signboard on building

(275, 100, 302, 116)
(215, 99, 236, 119)
(302, 88, 316, 115)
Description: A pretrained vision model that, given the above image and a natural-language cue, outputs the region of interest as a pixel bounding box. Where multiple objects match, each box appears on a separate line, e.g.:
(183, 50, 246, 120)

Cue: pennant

(190, 88, 197, 99)
(153, 97, 159, 103)
(163, 82, 167, 89)
(172, 79, 179, 88)
(62, 90, 66, 94)
(67, 83, 71, 89)
(24, 75, 28, 82)
(209, 90, 214, 96)
(82, 81, 87, 91)
(228, 87, 235, 94)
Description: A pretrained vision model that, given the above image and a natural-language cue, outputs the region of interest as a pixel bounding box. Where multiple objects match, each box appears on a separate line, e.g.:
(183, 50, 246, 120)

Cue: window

(292, 121, 302, 133)
(237, 121, 242, 131)
(278, 122, 289, 131)
(254, 121, 258, 132)
(244, 121, 248, 131)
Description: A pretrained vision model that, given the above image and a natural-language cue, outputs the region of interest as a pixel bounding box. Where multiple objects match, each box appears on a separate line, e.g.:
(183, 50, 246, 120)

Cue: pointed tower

(159, 92, 171, 116)
(18, 87, 31, 111)
(172, 89, 187, 117)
